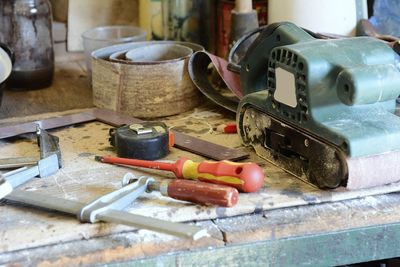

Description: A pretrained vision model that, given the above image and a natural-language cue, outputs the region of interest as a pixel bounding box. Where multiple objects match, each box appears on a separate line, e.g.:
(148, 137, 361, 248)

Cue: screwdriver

(95, 156, 264, 193)
(123, 173, 239, 207)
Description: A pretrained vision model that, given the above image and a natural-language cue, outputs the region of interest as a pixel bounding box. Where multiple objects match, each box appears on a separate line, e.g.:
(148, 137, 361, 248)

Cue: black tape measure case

(109, 122, 170, 160)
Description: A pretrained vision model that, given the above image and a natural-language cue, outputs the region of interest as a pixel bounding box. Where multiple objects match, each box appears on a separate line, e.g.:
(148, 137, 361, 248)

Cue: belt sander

(234, 22, 400, 189)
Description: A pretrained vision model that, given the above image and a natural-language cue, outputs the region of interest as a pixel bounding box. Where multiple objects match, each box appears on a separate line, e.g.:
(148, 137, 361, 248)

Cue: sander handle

(227, 26, 267, 73)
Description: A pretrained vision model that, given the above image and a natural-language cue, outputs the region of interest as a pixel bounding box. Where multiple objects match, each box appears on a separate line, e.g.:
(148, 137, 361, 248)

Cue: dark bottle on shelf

(0, 0, 54, 90)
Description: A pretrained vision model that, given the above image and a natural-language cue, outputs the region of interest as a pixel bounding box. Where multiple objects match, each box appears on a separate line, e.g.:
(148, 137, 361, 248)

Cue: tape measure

(109, 122, 172, 160)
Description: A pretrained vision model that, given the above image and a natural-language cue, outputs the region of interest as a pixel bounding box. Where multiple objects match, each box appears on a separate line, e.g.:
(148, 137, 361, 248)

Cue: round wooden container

(91, 41, 204, 118)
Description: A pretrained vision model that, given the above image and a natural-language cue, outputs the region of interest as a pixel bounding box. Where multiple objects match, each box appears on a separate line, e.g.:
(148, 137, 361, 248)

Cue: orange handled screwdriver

(95, 156, 264, 193)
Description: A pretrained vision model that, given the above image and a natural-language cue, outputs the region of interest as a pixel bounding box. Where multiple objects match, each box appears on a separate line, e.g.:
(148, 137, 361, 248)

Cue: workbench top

(1, 43, 400, 267)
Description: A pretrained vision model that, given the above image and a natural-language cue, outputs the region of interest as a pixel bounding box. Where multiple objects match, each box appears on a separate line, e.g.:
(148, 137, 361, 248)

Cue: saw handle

(156, 179, 239, 207)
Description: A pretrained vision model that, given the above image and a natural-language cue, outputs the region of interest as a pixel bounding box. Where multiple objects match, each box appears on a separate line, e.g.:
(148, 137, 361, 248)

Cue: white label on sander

(274, 67, 298, 108)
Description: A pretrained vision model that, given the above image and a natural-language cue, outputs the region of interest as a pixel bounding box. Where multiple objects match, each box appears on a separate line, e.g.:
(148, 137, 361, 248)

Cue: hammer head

(37, 154, 60, 178)
(36, 126, 62, 168)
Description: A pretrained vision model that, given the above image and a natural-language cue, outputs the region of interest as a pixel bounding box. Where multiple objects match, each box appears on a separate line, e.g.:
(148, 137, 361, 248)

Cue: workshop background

(2, 0, 400, 266)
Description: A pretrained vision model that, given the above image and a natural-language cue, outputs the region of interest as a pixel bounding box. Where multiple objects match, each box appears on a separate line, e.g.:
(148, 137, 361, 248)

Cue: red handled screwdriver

(95, 156, 264, 193)
(154, 179, 239, 207)
(124, 174, 239, 207)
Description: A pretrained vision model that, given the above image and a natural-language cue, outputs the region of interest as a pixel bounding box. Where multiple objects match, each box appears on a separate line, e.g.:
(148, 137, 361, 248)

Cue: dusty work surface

(2, 107, 400, 260)
(1, 39, 400, 265)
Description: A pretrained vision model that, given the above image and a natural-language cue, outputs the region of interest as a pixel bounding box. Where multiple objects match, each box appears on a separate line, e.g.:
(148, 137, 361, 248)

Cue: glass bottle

(161, 0, 215, 51)
(0, 0, 54, 90)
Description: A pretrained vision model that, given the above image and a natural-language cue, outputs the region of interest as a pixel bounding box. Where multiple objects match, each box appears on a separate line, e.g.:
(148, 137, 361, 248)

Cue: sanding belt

(0, 108, 248, 161)
(189, 51, 400, 190)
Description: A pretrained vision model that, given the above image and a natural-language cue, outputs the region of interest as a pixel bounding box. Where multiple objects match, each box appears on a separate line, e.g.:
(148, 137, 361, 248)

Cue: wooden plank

(67, 0, 139, 51)
(143, 222, 400, 266)
(104, 194, 400, 266)
(3, 194, 400, 265)
(214, 193, 400, 244)
(2, 111, 400, 257)
(0, 221, 224, 266)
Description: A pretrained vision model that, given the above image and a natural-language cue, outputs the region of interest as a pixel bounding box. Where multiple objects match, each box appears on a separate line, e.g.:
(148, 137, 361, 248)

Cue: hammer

(0, 154, 59, 199)
(0, 125, 62, 169)
(0, 126, 61, 199)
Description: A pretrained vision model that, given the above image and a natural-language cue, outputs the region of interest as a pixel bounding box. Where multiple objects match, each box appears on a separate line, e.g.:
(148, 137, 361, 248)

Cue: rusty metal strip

(0, 108, 249, 161)
(0, 111, 97, 139)
(171, 131, 248, 161)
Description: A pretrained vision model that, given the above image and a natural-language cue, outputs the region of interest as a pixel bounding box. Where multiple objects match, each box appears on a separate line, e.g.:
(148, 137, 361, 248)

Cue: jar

(161, 0, 215, 51)
(0, 0, 54, 90)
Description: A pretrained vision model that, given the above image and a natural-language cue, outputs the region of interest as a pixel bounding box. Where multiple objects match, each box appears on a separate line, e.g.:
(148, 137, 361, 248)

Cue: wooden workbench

(1, 43, 400, 267)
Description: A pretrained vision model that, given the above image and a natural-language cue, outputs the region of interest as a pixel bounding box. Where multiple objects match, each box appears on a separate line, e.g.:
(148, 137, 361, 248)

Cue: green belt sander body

(237, 22, 400, 189)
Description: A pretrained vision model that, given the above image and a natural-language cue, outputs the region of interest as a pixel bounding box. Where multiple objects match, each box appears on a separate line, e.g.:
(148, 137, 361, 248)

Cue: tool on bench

(37, 126, 62, 167)
(215, 122, 238, 134)
(0, 156, 37, 170)
(0, 108, 249, 161)
(95, 155, 264, 193)
(233, 22, 400, 189)
(0, 126, 61, 199)
(0, 154, 59, 199)
(0, 125, 62, 169)
(109, 122, 172, 160)
(4, 176, 208, 240)
(123, 173, 239, 207)
(190, 22, 400, 189)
